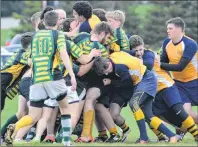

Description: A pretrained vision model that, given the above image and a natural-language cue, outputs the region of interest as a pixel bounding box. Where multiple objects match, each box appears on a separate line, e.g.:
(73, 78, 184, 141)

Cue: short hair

(93, 8, 107, 21)
(93, 57, 109, 76)
(105, 10, 125, 27)
(166, 17, 185, 31)
(38, 19, 45, 30)
(40, 6, 54, 20)
(55, 9, 66, 18)
(60, 18, 75, 32)
(129, 35, 144, 49)
(21, 32, 34, 49)
(44, 11, 59, 27)
(31, 11, 42, 24)
(92, 21, 113, 36)
(73, 1, 92, 19)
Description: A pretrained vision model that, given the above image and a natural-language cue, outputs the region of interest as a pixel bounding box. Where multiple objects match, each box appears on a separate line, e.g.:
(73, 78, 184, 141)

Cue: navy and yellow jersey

(31, 30, 66, 84)
(1, 49, 30, 88)
(73, 32, 109, 58)
(79, 15, 101, 33)
(142, 49, 155, 71)
(110, 51, 146, 85)
(161, 35, 198, 82)
(142, 50, 174, 92)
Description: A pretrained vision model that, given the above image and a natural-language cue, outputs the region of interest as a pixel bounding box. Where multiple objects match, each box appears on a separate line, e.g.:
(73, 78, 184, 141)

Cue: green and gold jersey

(62, 39, 83, 77)
(116, 27, 130, 50)
(1, 49, 30, 87)
(104, 27, 130, 52)
(31, 30, 65, 84)
(73, 32, 109, 58)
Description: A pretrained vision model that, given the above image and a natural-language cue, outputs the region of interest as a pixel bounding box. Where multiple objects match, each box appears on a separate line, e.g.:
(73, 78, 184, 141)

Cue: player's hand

(103, 78, 111, 86)
(70, 76, 77, 91)
(90, 48, 102, 57)
(155, 53, 161, 66)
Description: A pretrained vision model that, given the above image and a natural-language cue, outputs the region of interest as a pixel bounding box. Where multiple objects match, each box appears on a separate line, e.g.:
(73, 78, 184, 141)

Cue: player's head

(21, 32, 34, 49)
(44, 10, 59, 28)
(166, 17, 185, 40)
(93, 8, 107, 21)
(59, 18, 79, 32)
(40, 6, 54, 20)
(93, 57, 113, 75)
(129, 35, 145, 59)
(55, 9, 66, 26)
(72, 1, 92, 22)
(105, 10, 125, 29)
(92, 21, 113, 44)
(31, 11, 42, 31)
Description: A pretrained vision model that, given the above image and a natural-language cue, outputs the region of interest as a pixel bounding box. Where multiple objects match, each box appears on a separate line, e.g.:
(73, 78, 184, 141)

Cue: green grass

(1, 29, 12, 46)
(1, 97, 198, 146)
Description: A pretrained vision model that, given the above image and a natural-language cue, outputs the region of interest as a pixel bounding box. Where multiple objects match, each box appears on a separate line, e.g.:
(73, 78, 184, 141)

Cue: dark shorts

(64, 76, 86, 98)
(79, 70, 110, 95)
(157, 109, 182, 128)
(153, 84, 183, 116)
(97, 95, 110, 108)
(134, 70, 157, 98)
(175, 79, 198, 106)
(1, 73, 13, 90)
(110, 87, 134, 108)
(19, 77, 32, 101)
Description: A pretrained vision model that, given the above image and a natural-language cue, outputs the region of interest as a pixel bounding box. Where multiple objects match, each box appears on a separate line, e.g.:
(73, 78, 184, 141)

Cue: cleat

(176, 128, 187, 141)
(94, 135, 108, 143)
(120, 128, 131, 142)
(74, 136, 93, 143)
(106, 133, 120, 143)
(135, 138, 150, 144)
(43, 135, 55, 143)
(5, 124, 15, 146)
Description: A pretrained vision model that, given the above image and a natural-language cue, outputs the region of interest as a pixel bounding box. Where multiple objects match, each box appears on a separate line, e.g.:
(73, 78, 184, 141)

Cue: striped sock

(61, 114, 71, 146)
(119, 121, 130, 133)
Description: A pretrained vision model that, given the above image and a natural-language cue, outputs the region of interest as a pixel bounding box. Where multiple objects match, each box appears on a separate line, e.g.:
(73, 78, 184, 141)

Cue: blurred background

(1, 0, 197, 66)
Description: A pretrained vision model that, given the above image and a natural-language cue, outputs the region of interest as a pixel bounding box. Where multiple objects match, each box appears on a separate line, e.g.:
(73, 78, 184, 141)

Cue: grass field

(1, 96, 198, 146)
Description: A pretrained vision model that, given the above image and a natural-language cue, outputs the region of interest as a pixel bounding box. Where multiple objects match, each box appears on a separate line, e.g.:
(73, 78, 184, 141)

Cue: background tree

(11, 1, 42, 36)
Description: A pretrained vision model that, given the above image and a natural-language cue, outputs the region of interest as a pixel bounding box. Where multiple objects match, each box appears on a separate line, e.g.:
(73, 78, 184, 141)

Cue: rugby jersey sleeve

(160, 38, 170, 63)
(57, 31, 66, 52)
(160, 41, 197, 71)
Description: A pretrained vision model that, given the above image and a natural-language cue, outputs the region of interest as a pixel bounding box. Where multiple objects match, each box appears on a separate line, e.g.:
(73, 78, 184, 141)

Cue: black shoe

(94, 135, 108, 143)
(158, 136, 168, 142)
(106, 134, 120, 143)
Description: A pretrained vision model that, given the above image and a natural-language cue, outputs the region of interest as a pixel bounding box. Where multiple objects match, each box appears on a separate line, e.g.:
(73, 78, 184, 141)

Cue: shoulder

(72, 32, 90, 44)
(162, 37, 171, 48)
(183, 36, 198, 47)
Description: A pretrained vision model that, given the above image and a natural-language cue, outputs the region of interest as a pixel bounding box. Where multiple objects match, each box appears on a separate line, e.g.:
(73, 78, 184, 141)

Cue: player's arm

(73, 61, 94, 77)
(58, 32, 77, 90)
(143, 51, 155, 70)
(76, 49, 101, 65)
(160, 39, 170, 63)
(160, 42, 197, 71)
(111, 64, 133, 88)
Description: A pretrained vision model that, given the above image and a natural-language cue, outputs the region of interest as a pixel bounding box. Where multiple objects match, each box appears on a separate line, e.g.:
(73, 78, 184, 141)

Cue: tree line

(3, 1, 197, 50)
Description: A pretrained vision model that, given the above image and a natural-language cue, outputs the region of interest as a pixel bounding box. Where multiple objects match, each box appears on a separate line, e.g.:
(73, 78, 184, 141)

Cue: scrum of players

(1, 1, 198, 146)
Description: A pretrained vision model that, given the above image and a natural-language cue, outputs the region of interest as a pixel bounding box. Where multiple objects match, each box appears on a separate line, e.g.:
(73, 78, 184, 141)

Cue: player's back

(31, 30, 64, 84)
